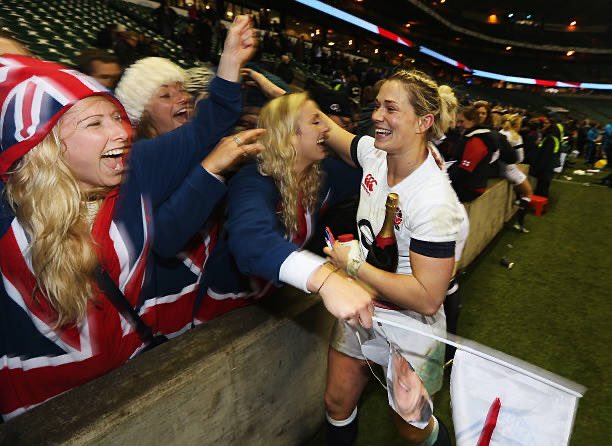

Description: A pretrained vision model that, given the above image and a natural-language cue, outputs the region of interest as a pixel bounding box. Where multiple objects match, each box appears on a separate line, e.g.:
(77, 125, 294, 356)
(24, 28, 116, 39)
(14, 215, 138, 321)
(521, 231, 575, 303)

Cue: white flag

(372, 314, 585, 446)
(451, 349, 584, 446)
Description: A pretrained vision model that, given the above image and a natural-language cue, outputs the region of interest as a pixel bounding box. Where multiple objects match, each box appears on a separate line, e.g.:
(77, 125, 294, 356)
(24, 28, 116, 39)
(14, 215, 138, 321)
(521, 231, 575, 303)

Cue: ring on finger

(233, 135, 243, 146)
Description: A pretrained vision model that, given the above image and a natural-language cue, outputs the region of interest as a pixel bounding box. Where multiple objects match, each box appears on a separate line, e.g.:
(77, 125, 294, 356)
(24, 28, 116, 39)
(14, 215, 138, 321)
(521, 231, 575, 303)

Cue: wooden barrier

(457, 177, 516, 270)
(0, 173, 521, 445)
(0, 289, 335, 446)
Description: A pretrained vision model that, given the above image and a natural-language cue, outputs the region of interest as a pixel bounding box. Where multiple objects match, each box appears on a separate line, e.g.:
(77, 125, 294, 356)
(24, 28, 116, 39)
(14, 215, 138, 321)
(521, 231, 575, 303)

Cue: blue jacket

(200, 158, 361, 298)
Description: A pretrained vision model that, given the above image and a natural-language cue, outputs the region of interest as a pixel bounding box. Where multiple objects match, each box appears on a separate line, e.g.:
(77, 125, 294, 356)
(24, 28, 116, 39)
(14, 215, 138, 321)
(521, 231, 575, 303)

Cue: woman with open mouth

(114, 39, 268, 323)
(194, 92, 375, 328)
(115, 56, 195, 140)
(0, 15, 257, 421)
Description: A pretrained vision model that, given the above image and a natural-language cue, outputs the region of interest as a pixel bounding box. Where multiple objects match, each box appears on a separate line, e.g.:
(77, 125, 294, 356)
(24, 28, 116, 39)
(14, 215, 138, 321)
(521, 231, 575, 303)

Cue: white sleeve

(278, 250, 327, 293)
(355, 135, 376, 167)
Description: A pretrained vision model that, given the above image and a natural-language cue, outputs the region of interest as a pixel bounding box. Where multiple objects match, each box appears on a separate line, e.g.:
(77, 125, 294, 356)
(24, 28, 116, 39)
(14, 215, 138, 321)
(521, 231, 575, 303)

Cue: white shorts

(500, 162, 527, 185)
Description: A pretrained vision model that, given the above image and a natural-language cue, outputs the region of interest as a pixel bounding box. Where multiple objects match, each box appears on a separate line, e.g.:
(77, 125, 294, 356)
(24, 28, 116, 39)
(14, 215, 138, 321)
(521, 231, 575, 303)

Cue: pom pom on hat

(185, 66, 215, 94)
(115, 57, 186, 125)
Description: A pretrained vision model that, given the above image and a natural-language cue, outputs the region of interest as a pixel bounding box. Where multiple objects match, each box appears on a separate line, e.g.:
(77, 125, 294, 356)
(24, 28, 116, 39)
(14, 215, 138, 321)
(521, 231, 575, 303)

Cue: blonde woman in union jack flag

(0, 16, 257, 420)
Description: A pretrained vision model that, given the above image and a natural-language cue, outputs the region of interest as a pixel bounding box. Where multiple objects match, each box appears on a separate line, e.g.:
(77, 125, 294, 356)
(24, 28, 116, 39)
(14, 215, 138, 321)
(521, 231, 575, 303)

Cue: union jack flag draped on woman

(0, 55, 242, 420)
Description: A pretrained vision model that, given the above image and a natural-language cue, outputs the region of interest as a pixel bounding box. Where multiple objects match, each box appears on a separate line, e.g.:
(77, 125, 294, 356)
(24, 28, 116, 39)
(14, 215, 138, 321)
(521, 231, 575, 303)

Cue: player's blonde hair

(257, 93, 322, 236)
(386, 70, 458, 141)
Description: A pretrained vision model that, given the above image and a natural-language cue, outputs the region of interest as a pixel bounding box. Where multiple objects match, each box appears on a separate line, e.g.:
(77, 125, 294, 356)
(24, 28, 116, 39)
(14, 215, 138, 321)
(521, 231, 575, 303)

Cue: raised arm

(216, 16, 257, 83)
(241, 68, 286, 99)
(153, 129, 265, 257)
(131, 16, 258, 205)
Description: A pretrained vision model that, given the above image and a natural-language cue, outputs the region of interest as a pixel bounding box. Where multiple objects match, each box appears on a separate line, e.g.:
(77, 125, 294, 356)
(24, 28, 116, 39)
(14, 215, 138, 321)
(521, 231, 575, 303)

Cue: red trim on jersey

(459, 137, 489, 173)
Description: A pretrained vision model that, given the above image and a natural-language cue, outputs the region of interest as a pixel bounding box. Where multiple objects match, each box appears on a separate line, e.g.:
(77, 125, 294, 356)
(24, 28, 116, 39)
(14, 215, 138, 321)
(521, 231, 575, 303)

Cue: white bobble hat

(115, 57, 187, 125)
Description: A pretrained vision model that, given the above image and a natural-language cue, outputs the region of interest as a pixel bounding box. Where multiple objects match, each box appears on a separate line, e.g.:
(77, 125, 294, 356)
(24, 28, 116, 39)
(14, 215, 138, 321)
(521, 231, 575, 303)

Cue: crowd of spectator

(0, 4, 610, 442)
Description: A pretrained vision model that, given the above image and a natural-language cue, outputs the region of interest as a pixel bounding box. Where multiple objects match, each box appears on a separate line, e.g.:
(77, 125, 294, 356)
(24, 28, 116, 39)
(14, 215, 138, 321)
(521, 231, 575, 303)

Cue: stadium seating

(0, 0, 192, 67)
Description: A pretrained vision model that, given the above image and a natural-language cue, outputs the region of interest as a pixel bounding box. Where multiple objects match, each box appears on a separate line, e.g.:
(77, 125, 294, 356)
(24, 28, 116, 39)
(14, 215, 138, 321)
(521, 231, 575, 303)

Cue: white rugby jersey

(351, 135, 464, 275)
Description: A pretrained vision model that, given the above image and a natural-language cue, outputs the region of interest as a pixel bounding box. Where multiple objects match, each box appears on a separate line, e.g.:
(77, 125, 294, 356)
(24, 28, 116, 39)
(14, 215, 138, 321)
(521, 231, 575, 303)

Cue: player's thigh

(324, 347, 370, 418)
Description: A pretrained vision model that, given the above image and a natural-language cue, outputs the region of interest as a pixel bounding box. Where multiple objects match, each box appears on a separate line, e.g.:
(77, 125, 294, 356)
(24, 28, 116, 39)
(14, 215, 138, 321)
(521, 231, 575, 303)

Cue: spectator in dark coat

(153, 0, 178, 39)
(531, 118, 559, 197)
(275, 54, 295, 85)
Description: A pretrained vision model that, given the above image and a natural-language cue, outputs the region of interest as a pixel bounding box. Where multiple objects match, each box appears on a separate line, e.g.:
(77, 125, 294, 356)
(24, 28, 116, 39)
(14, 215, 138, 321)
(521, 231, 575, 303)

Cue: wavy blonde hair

(257, 93, 322, 236)
(5, 125, 100, 327)
(502, 114, 522, 133)
(387, 70, 457, 141)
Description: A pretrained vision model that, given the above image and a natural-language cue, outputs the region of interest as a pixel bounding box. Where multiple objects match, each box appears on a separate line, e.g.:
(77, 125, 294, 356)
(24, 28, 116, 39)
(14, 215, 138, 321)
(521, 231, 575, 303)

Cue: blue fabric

(0, 76, 241, 380)
(201, 158, 361, 295)
(153, 165, 226, 257)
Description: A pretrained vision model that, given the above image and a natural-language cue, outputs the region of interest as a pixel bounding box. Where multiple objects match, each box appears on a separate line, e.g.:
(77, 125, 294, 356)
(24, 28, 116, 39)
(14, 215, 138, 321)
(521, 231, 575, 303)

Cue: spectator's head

(257, 92, 328, 236)
(1, 56, 131, 183)
(538, 116, 553, 133)
(312, 88, 354, 130)
(281, 54, 291, 64)
(76, 49, 122, 90)
(502, 114, 522, 133)
(115, 57, 190, 139)
(374, 69, 457, 147)
(455, 105, 479, 133)
(121, 31, 140, 47)
(473, 100, 492, 127)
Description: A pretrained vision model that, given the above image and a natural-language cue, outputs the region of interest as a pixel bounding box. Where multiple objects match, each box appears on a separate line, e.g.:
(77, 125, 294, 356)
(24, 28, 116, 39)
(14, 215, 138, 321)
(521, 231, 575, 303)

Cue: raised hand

(217, 15, 257, 82)
(201, 128, 265, 176)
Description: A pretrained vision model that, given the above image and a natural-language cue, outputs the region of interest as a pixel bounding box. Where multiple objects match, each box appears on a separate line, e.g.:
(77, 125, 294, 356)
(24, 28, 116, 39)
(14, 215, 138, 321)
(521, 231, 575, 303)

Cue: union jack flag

(0, 55, 110, 176)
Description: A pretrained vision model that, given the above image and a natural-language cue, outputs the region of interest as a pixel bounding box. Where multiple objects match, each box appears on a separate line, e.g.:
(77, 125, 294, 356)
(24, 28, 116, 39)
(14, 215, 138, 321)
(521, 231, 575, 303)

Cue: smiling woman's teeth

(101, 148, 124, 158)
(376, 128, 392, 136)
(317, 136, 325, 144)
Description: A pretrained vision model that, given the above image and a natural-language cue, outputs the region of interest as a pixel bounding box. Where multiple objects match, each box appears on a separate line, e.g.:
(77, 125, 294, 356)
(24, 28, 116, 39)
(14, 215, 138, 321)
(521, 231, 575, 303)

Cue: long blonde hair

(4, 126, 99, 327)
(257, 93, 322, 236)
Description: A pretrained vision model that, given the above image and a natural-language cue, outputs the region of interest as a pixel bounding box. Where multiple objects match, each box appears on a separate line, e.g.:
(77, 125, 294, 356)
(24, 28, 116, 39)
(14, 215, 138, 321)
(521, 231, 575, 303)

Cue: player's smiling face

(372, 80, 424, 154)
